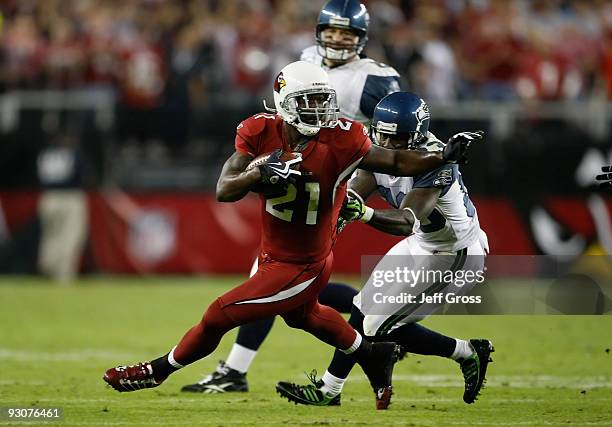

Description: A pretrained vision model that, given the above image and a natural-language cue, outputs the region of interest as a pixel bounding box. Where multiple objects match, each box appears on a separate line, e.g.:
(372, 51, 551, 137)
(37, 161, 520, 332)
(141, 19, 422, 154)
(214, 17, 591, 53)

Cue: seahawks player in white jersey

(181, 0, 400, 394)
(276, 92, 494, 408)
(300, 21, 400, 124)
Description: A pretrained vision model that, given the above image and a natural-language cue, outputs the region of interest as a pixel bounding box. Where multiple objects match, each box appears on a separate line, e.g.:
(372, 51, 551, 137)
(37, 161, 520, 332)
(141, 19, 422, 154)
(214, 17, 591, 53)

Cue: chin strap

(262, 100, 277, 112)
(295, 124, 320, 137)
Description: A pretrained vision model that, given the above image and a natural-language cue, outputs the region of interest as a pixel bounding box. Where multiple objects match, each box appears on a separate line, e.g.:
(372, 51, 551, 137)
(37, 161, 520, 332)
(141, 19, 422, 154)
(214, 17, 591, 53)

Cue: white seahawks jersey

(369, 134, 482, 252)
(300, 46, 400, 123)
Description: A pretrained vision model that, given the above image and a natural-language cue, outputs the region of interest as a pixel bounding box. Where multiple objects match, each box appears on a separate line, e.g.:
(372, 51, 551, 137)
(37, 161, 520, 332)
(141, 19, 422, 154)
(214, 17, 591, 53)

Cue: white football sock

(341, 332, 362, 354)
(167, 346, 184, 369)
(320, 370, 346, 396)
(225, 343, 258, 373)
(450, 339, 474, 361)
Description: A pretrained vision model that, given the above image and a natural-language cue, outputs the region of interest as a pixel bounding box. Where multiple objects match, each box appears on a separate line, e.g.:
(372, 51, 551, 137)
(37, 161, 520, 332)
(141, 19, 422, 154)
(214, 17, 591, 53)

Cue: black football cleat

(356, 342, 401, 410)
(103, 362, 165, 392)
(276, 371, 341, 406)
(460, 339, 494, 404)
(181, 361, 248, 393)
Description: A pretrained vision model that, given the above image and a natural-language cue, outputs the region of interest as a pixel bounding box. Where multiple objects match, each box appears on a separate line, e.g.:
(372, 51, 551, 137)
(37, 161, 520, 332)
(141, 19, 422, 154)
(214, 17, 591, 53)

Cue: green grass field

(1, 276, 611, 426)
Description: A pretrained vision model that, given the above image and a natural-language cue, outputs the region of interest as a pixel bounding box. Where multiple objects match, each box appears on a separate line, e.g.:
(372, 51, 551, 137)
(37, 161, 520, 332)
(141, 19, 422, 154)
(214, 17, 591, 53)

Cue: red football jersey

(235, 113, 372, 263)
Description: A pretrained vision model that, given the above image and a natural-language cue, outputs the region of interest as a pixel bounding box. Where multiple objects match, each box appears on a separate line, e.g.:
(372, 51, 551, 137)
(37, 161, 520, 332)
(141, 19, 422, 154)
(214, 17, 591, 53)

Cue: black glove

(443, 130, 484, 164)
(596, 165, 612, 191)
(259, 149, 302, 185)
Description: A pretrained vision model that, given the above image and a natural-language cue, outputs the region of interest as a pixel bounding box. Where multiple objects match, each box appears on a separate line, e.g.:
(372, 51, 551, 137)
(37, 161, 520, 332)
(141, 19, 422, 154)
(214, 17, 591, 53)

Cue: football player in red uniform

(181, 0, 397, 394)
(103, 61, 480, 409)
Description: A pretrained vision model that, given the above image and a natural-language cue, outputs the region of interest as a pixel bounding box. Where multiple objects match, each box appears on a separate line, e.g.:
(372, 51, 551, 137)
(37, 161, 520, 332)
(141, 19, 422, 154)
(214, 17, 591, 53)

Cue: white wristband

(403, 207, 420, 234)
(361, 206, 374, 223)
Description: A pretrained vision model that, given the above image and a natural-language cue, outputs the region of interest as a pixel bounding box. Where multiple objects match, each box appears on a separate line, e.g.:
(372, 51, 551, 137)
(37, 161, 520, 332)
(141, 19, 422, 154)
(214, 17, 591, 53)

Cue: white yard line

(1, 348, 611, 390)
(337, 374, 612, 389)
(446, 422, 612, 426)
(22, 396, 612, 404)
(0, 379, 46, 385)
(4, 420, 612, 427)
(0, 348, 137, 362)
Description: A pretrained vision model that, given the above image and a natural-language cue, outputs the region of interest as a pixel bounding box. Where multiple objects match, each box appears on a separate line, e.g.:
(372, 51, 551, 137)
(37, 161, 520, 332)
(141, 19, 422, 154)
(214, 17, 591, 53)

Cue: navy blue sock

(386, 322, 456, 358)
(318, 282, 358, 313)
(327, 305, 362, 379)
(235, 317, 276, 351)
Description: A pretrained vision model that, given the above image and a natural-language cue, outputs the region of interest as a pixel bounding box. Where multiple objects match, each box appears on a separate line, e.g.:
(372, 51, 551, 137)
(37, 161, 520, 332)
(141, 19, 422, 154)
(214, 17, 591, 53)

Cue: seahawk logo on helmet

(371, 92, 431, 149)
(272, 61, 339, 137)
(413, 100, 430, 134)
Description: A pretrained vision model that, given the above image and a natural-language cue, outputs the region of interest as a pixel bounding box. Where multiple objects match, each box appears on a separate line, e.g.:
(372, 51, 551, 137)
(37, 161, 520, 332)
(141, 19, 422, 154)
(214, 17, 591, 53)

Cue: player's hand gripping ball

(246, 149, 302, 194)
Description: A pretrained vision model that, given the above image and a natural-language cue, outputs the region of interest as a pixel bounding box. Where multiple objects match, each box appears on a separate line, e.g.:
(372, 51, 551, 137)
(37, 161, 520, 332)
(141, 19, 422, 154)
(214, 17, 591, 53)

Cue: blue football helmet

(371, 92, 431, 149)
(316, 0, 369, 62)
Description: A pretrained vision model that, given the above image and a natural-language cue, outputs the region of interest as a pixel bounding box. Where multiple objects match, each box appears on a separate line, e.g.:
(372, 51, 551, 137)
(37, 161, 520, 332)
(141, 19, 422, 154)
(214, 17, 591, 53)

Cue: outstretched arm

(358, 130, 484, 176)
(359, 144, 444, 177)
(216, 151, 261, 202)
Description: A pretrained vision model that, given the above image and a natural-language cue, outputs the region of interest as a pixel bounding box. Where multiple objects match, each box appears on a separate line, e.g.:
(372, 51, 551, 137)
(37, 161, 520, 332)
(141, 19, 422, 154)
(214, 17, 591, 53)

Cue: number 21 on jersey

(266, 183, 320, 225)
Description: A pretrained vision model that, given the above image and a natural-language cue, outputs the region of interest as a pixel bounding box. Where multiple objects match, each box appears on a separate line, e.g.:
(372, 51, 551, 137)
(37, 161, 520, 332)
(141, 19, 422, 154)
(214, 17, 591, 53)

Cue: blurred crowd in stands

(1, 0, 609, 272)
(2, 0, 612, 103)
(1, 0, 612, 154)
